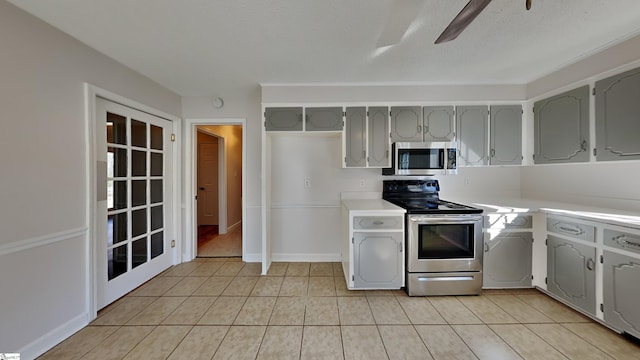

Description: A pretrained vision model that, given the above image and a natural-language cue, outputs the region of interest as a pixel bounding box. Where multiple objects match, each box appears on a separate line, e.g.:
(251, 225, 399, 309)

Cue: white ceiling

(8, 0, 640, 96)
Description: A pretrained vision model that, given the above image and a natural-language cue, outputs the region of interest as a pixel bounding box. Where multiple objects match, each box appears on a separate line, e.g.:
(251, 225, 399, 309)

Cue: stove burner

(382, 180, 482, 214)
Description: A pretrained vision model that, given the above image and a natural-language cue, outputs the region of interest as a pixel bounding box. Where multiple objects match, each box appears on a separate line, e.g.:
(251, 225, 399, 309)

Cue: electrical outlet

(304, 179, 311, 188)
(171, 240, 176, 248)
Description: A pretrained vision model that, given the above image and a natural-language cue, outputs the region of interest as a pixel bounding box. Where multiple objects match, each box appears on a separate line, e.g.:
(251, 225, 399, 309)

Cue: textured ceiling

(8, 0, 640, 96)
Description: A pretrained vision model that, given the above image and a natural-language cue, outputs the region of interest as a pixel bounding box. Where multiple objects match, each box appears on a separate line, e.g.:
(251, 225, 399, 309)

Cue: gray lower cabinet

(490, 105, 522, 165)
(456, 105, 489, 166)
(264, 107, 303, 131)
(547, 235, 596, 315)
(305, 107, 344, 131)
(353, 232, 403, 288)
(484, 231, 532, 288)
(367, 107, 390, 167)
(533, 86, 590, 164)
(390, 106, 422, 142)
(603, 250, 640, 338)
(595, 66, 640, 161)
(344, 107, 366, 167)
(423, 106, 455, 141)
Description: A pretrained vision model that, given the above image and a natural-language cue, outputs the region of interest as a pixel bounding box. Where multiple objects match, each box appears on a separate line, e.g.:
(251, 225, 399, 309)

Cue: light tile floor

(39, 259, 640, 359)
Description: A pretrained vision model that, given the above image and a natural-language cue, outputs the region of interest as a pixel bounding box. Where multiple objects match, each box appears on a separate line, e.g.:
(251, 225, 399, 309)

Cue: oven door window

(398, 148, 444, 170)
(418, 223, 474, 259)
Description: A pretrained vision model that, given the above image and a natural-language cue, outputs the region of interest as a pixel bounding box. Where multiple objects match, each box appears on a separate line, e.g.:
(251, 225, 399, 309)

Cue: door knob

(199, 187, 205, 191)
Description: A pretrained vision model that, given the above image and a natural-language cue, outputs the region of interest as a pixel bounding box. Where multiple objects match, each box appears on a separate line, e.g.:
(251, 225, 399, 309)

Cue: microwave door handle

(440, 149, 445, 167)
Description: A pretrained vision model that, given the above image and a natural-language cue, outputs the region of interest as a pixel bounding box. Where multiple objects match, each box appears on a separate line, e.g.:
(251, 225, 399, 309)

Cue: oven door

(407, 214, 483, 273)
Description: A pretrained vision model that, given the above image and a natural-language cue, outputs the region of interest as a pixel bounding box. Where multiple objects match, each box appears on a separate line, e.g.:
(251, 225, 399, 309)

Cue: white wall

(0, 2, 181, 358)
(182, 89, 263, 259)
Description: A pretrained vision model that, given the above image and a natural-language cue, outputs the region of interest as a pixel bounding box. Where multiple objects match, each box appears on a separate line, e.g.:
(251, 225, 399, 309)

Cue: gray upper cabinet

(265, 107, 303, 131)
(368, 107, 390, 167)
(344, 107, 367, 167)
(547, 234, 596, 316)
(595, 67, 640, 161)
(490, 105, 522, 165)
(456, 105, 489, 166)
(603, 250, 640, 339)
(423, 106, 455, 142)
(390, 106, 422, 142)
(484, 231, 532, 288)
(305, 107, 344, 131)
(533, 86, 590, 164)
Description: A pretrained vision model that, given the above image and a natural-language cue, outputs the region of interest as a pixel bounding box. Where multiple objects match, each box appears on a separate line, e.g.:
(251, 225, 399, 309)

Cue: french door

(96, 98, 174, 309)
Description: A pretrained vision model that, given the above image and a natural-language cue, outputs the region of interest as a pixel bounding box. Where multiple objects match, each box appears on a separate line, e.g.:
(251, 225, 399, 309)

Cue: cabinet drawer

(484, 214, 532, 229)
(353, 216, 403, 230)
(547, 217, 595, 242)
(604, 229, 640, 255)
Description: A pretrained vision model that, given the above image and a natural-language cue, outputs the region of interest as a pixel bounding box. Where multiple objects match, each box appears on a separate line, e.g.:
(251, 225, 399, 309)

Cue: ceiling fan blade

(435, 0, 492, 44)
(376, 0, 425, 47)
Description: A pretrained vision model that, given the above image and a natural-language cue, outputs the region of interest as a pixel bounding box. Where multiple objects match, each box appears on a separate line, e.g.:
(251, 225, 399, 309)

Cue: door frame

(184, 118, 246, 262)
(196, 129, 227, 233)
(85, 83, 182, 319)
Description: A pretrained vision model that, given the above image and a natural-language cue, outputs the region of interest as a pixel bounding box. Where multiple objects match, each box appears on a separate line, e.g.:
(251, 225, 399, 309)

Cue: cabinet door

(456, 105, 489, 166)
(533, 86, 590, 164)
(353, 232, 403, 289)
(344, 107, 367, 167)
(390, 106, 422, 142)
(423, 106, 455, 141)
(305, 107, 344, 131)
(603, 250, 640, 338)
(484, 231, 532, 288)
(490, 105, 522, 165)
(265, 107, 303, 131)
(547, 235, 596, 315)
(368, 106, 390, 167)
(595, 67, 640, 161)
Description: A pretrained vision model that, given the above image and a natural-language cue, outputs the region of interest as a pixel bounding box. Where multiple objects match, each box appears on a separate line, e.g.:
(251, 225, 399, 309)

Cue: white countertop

(446, 196, 640, 228)
(341, 199, 406, 214)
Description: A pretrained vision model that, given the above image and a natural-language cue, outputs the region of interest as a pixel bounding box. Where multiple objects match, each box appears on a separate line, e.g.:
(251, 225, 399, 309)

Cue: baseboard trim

(19, 312, 89, 360)
(242, 253, 261, 263)
(0, 227, 88, 257)
(272, 253, 342, 262)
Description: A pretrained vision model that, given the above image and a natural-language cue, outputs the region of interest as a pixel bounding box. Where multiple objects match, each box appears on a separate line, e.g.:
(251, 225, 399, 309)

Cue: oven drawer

(353, 216, 403, 230)
(406, 272, 482, 296)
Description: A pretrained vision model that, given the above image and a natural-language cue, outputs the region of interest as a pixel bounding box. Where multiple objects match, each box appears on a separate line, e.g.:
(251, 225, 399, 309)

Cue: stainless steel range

(382, 180, 483, 296)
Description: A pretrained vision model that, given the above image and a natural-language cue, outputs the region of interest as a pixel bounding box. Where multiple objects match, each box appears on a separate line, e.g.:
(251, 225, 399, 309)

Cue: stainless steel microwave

(382, 142, 457, 176)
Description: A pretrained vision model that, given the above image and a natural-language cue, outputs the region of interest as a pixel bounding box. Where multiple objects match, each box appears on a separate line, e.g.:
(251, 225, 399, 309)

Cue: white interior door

(197, 131, 219, 226)
(96, 98, 174, 309)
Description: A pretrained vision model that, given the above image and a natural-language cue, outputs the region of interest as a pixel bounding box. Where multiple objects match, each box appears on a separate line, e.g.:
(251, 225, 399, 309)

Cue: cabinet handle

(586, 258, 595, 271)
(417, 125, 422, 134)
(373, 220, 384, 225)
(581, 140, 588, 152)
(490, 148, 495, 157)
(423, 125, 428, 134)
(484, 242, 489, 252)
(399, 242, 403, 252)
(555, 224, 584, 236)
(613, 235, 640, 248)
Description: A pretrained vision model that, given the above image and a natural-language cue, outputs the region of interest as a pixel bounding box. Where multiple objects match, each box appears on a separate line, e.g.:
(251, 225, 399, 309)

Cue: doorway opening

(195, 125, 243, 257)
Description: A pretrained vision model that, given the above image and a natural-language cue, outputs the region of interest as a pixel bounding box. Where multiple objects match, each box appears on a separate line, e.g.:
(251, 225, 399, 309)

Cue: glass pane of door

(105, 111, 166, 281)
